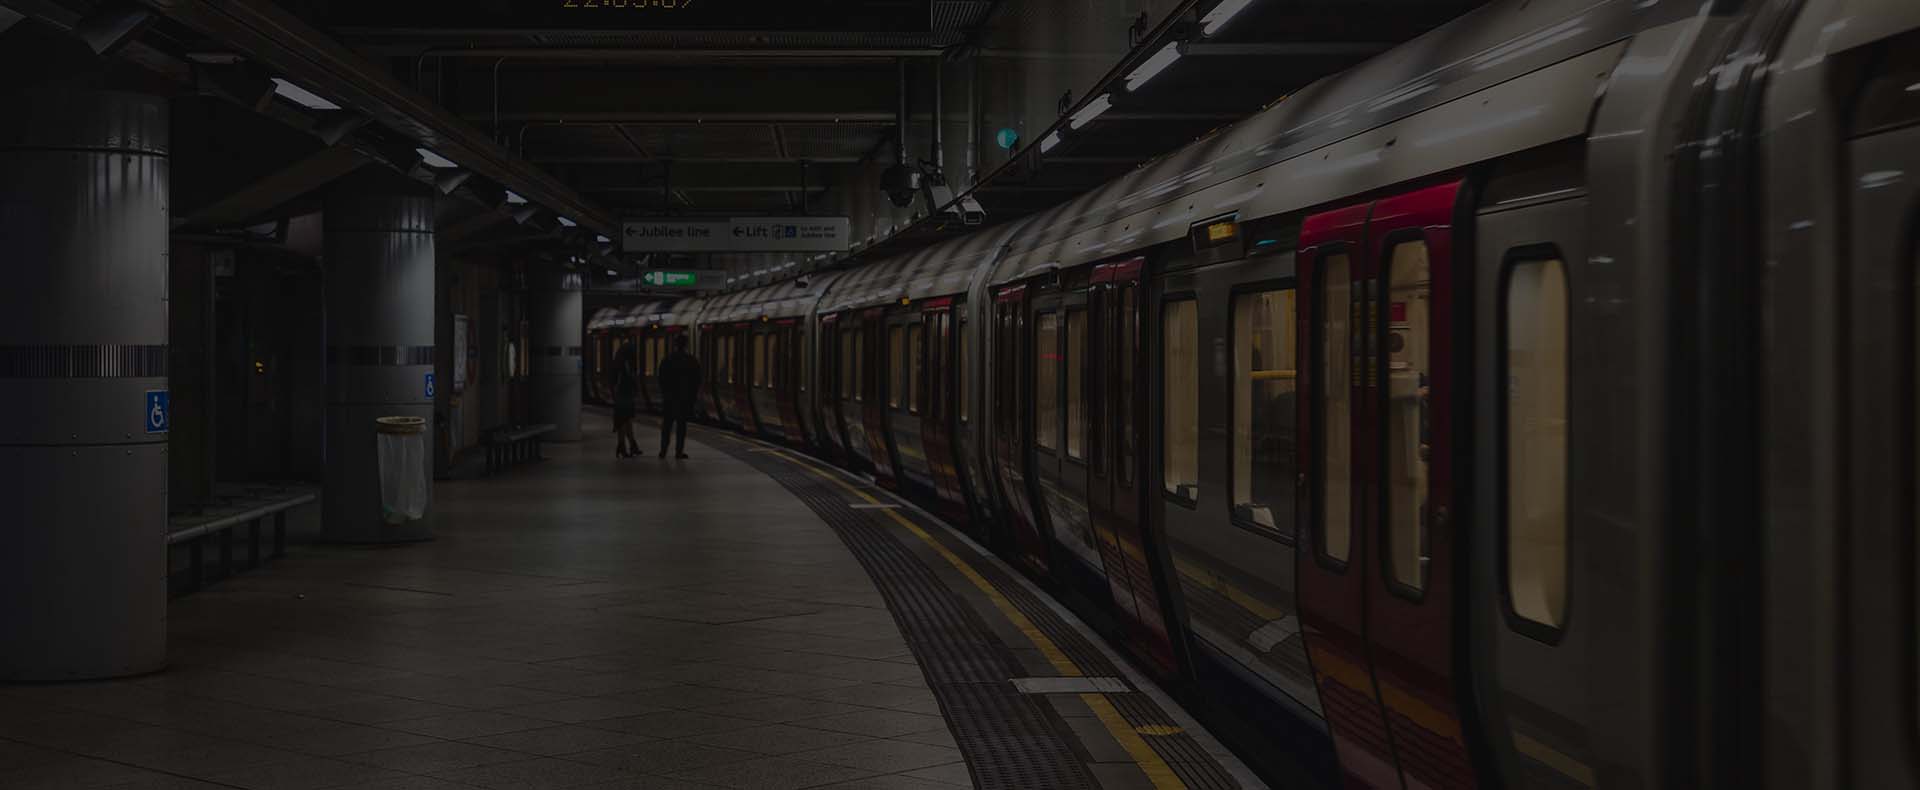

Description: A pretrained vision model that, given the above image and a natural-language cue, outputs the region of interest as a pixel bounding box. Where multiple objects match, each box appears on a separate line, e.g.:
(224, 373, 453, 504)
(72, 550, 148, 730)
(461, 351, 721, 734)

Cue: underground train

(586, 0, 1920, 786)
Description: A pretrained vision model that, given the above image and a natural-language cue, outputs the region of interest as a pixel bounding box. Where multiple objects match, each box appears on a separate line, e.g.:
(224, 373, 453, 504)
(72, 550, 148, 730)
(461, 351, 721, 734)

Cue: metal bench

(484, 423, 557, 475)
(167, 485, 317, 595)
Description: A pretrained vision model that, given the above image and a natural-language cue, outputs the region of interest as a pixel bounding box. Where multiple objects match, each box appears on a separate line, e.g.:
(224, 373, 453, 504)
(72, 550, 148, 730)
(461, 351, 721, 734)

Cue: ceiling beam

(174, 145, 371, 230)
(1186, 42, 1396, 57)
(133, 0, 617, 234)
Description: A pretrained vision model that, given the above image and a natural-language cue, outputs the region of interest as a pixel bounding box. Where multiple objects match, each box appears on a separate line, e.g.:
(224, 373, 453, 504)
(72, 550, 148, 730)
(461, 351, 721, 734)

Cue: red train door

(1088, 258, 1177, 674)
(918, 299, 969, 522)
(1298, 201, 1400, 790)
(992, 285, 1048, 574)
(860, 307, 899, 488)
(1299, 181, 1479, 790)
(775, 321, 806, 444)
(1362, 181, 1476, 790)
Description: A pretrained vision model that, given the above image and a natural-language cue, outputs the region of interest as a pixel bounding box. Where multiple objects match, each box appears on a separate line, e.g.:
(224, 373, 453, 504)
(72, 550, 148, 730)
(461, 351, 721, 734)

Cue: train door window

(853, 331, 865, 403)
(1119, 285, 1136, 485)
(798, 330, 807, 393)
(959, 318, 971, 423)
(1320, 254, 1354, 563)
(1036, 311, 1060, 451)
(1164, 298, 1199, 503)
(651, 337, 663, 374)
(840, 329, 855, 399)
(1066, 308, 1088, 460)
(908, 323, 924, 414)
(1504, 255, 1570, 630)
(1233, 288, 1298, 537)
(769, 332, 782, 389)
(751, 334, 764, 388)
(1385, 240, 1432, 594)
(888, 325, 904, 409)
(725, 336, 736, 385)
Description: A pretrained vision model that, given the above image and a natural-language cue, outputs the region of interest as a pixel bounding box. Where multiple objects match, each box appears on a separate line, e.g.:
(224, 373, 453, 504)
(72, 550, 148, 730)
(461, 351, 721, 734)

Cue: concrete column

(527, 273, 583, 441)
(322, 171, 435, 542)
(0, 89, 170, 680)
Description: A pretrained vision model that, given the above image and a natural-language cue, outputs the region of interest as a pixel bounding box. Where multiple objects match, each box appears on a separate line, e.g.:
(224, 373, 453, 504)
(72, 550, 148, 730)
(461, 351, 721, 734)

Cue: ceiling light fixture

(415, 148, 457, 168)
(595, 234, 611, 244)
(270, 78, 340, 111)
(557, 216, 577, 228)
(1126, 42, 1184, 92)
(504, 190, 528, 205)
(1070, 94, 1114, 129)
(1200, 0, 1255, 37)
(1040, 131, 1064, 153)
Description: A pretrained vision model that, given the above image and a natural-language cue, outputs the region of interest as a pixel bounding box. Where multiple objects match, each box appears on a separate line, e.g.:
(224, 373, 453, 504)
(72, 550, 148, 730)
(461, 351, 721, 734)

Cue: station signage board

(640, 269, 728, 289)
(622, 217, 850, 253)
(329, 1, 931, 33)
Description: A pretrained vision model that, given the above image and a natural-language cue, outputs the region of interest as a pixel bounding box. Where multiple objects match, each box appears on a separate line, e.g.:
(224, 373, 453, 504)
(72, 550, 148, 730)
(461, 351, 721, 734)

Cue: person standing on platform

(612, 341, 642, 458)
(656, 334, 702, 459)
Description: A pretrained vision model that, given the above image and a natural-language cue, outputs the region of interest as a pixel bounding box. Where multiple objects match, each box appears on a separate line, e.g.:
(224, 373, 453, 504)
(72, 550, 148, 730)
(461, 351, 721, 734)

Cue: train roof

(987, 0, 1641, 286)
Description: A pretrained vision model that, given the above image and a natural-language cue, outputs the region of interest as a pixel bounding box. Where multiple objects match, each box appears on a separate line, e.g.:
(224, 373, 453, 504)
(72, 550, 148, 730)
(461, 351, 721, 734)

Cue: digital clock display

(328, 0, 933, 32)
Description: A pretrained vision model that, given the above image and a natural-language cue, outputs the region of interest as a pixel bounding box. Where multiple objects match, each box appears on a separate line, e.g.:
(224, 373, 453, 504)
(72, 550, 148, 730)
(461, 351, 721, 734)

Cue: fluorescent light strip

(1126, 42, 1184, 92)
(270, 78, 340, 111)
(1069, 94, 1114, 130)
(1201, 0, 1254, 36)
(505, 191, 528, 205)
(415, 148, 458, 168)
(595, 235, 611, 244)
(557, 216, 577, 228)
(1040, 131, 1064, 153)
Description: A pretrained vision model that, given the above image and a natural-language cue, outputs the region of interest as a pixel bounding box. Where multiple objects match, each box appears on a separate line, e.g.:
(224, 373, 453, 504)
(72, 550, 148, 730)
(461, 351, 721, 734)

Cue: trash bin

(375, 416, 430, 528)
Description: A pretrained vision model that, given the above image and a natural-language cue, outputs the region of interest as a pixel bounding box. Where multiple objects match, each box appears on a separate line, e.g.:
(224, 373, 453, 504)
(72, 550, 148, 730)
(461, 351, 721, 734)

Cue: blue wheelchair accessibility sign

(145, 390, 169, 434)
(424, 373, 436, 399)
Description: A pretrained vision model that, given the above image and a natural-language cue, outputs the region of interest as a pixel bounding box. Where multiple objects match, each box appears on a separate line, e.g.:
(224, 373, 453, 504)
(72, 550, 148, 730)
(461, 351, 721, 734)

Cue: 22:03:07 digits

(561, 0, 697, 7)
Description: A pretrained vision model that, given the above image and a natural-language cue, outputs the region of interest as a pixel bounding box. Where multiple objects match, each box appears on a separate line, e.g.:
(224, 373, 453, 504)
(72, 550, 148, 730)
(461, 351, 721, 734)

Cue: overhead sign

(329, 0, 931, 33)
(640, 269, 728, 289)
(623, 217, 850, 253)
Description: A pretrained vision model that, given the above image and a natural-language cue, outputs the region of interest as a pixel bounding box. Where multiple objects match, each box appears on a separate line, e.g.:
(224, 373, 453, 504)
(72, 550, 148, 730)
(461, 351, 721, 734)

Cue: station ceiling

(4, 0, 1488, 272)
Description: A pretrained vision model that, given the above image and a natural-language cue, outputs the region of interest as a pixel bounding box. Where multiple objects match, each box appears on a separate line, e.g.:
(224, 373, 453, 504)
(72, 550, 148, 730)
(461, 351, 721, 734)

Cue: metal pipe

(967, 53, 980, 185)
(931, 58, 943, 176)
(491, 57, 505, 144)
(412, 47, 943, 61)
(896, 58, 909, 168)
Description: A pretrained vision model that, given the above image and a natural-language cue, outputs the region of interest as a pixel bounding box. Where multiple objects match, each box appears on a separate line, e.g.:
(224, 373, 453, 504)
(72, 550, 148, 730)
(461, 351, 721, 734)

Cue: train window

(1037, 312, 1060, 451)
(724, 336, 736, 385)
(1386, 240, 1432, 594)
(1320, 254, 1353, 563)
(1505, 256, 1570, 630)
(908, 323, 924, 414)
(1233, 289, 1298, 537)
(1164, 299, 1199, 503)
(651, 337, 663, 374)
(888, 325, 904, 409)
(1066, 309, 1087, 460)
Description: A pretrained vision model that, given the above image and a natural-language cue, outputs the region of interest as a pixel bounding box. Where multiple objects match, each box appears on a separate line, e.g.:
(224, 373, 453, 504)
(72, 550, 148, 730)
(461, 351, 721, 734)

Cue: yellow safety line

(733, 437, 1186, 790)
(1082, 693, 1188, 789)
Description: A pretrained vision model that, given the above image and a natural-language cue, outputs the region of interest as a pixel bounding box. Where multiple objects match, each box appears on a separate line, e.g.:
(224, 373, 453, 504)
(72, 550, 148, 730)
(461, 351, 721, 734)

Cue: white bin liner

(375, 416, 430, 523)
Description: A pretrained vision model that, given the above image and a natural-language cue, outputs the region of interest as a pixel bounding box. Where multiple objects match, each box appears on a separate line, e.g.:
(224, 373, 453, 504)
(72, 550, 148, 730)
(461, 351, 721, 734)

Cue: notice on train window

(328, 0, 933, 33)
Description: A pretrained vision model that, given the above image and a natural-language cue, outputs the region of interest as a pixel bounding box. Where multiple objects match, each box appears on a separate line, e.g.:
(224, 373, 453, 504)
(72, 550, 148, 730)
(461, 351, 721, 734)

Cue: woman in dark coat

(611, 342, 641, 458)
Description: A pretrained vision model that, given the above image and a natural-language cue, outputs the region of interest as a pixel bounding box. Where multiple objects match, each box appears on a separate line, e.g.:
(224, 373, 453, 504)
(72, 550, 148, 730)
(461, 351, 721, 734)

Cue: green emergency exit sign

(642, 270, 706, 287)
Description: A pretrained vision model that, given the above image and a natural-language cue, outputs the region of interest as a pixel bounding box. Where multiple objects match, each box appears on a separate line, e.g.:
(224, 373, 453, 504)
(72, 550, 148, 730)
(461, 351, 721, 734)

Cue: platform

(0, 412, 1259, 790)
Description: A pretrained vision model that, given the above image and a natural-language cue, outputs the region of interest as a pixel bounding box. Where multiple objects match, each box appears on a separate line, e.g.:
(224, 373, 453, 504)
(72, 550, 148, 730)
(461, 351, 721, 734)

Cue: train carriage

(633, 0, 1920, 786)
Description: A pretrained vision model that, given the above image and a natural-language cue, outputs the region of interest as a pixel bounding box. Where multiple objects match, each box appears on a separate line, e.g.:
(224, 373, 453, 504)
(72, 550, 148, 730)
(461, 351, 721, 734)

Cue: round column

(528, 273, 584, 441)
(0, 90, 170, 680)
(323, 172, 435, 542)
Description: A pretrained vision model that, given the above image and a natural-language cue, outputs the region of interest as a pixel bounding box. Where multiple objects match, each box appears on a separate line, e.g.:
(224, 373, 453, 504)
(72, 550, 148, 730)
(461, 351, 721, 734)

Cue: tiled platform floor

(1, 415, 973, 789)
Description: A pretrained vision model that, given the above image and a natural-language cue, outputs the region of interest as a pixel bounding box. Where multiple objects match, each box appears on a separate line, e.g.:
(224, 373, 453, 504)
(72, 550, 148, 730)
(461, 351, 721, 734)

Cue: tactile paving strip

(715, 439, 1096, 790)
(705, 430, 1245, 790)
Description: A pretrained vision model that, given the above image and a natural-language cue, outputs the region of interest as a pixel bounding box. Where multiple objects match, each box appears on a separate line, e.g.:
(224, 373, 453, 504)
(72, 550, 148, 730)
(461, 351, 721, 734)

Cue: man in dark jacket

(655, 334, 702, 459)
